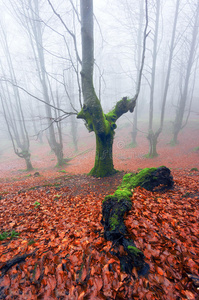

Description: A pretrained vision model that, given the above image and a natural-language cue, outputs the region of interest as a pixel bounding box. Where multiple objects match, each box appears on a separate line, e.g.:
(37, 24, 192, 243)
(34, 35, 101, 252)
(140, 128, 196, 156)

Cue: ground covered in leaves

(0, 121, 199, 299)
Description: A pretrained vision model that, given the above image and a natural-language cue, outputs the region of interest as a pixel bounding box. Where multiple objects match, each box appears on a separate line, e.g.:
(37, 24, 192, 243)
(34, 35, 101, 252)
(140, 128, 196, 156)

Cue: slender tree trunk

(71, 115, 78, 152)
(171, 2, 199, 144)
(132, 107, 138, 147)
(0, 22, 33, 170)
(146, 0, 160, 158)
(148, 0, 180, 153)
(132, 0, 144, 147)
(26, 0, 65, 166)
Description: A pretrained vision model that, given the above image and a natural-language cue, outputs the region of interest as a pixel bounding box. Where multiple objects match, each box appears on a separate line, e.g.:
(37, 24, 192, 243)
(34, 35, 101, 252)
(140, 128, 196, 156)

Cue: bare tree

(0, 24, 33, 170)
(131, 0, 145, 147)
(146, 0, 160, 158)
(9, 0, 66, 165)
(147, 0, 180, 156)
(171, 1, 199, 145)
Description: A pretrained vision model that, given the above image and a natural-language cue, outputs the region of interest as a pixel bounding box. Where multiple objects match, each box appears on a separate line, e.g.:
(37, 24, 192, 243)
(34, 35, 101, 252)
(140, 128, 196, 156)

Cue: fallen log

(101, 166, 174, 276)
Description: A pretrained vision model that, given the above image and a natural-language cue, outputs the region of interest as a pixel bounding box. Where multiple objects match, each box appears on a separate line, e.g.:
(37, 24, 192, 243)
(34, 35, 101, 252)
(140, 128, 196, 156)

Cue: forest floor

(0, 120, 199, 299)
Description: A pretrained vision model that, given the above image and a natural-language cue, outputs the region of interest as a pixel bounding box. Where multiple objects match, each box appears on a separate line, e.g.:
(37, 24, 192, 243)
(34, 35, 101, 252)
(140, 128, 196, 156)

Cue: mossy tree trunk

(90, 131, 115, 177)
(78, 0, 144, 177)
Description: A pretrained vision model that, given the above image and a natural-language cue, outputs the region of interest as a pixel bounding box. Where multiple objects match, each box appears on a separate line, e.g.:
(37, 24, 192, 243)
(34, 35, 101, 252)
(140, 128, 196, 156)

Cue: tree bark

(146, 130, 159, 158)
(132, 0, 144, 147)
(25, 155, 34, 171)
(90, 131, 115, 177)
(146, 0, 160, 158)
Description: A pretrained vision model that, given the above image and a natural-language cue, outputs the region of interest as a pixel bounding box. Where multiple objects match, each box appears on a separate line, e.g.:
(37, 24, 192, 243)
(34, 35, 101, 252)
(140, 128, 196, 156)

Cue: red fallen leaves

(0, 161, 199, 299)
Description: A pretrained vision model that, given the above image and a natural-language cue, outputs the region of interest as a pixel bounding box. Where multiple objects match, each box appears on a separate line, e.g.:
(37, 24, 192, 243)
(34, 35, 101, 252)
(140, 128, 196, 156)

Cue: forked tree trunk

(79, 0, 148, 177)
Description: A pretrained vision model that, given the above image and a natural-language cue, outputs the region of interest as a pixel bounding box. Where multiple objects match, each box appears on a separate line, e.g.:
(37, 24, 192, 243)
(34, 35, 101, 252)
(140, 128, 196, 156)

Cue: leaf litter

(0, 124, 199, 299)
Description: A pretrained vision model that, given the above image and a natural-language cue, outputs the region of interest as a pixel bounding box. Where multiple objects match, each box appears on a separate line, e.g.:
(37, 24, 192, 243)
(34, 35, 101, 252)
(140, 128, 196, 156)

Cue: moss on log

(101, 166, 174, 276)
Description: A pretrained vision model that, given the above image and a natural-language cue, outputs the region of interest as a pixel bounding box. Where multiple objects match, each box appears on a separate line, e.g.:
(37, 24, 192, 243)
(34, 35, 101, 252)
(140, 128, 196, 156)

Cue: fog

(0, 0, 198, 171)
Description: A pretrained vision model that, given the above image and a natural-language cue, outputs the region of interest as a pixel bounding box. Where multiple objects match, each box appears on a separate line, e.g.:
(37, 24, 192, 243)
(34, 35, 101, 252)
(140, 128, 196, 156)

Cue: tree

(171, 1, 199, 145)
(0, 22, 33, 171)
(77, 0, 148, 177)
(147, 0, 180, 156)
(146, 0, 160, 158)
(9, 0, 66, 166)
(131, 0, 145, 147)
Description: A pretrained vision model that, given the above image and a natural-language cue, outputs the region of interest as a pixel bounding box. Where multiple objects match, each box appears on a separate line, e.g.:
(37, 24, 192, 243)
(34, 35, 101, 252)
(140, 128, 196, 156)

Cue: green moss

(127, 168, 156, 189)
(169, 140, 177, 147)
(89, 129, 117, 177)
(110, 213, 120, 230)
(144, 153, 158, 158)
(114, 188, 132, 200)
(34, 201, 40, 208)
(190, 167, 198, 171)
(55, 161, 67, 168)
(127, 245, 142, 256)
(28, 239, 36, 246)
(0, 230, 19, 241)
(103, 168, 157, 203)
(77, 101, 108, 135)
(77, 105, 94, 132)
(193, 146, 199, 152)
(105, 112, 117, 131)
(125, 142, 137, 149)
(58, 170, 67, 173)
(105, 111, 117, 122)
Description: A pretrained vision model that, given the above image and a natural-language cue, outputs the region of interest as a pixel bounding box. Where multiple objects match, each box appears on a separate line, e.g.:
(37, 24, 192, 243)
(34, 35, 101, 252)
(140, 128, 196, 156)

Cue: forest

(0, 0, 199, 299)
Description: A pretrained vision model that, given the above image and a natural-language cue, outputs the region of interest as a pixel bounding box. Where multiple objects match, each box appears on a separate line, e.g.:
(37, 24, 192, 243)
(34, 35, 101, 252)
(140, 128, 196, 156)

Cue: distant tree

(131, 0, 145, 147)
(77, 0, 148, 177)
(147, 0, 180, 156)
(171, 1, 199, 145)
(9, 0, 66, 166)
(0, 25, 33, 171)
(146, 0, 160, 158)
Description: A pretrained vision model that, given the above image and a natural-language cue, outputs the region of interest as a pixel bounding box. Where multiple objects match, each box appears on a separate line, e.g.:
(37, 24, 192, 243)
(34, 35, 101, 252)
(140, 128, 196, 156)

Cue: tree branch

(0, 78, 77, 116)
(47, 0, 82, 65)
(106, 0, 149, 124)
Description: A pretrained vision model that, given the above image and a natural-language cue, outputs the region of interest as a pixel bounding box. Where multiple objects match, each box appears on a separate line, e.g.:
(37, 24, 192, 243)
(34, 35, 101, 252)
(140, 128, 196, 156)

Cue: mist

(0, 0, 198, 172)
(0, 1, 199, 298)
